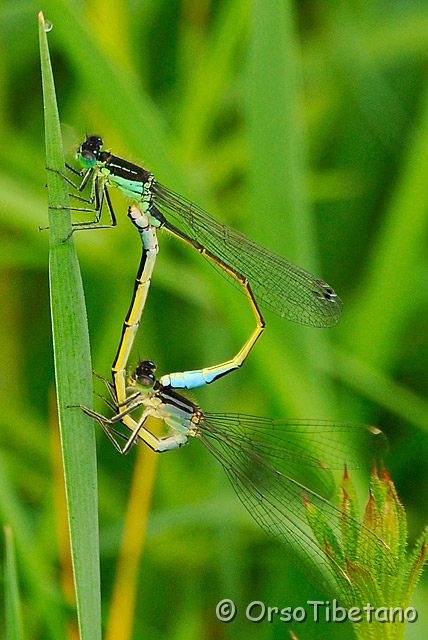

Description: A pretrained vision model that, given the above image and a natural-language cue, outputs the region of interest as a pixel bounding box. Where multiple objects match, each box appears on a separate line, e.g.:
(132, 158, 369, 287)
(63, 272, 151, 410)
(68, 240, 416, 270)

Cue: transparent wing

(154, 183, 342, 327)
(198, 415, 394, 594)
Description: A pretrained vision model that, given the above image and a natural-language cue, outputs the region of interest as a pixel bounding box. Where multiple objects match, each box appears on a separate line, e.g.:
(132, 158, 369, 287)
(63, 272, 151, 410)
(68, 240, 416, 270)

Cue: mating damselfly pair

(53, 134, 395, 593)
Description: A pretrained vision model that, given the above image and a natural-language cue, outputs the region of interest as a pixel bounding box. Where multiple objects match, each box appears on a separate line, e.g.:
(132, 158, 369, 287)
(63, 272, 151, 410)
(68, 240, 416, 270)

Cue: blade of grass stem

(39, 12, 101, 640)
(106, 446, 158, 640)
(246, 0, 336, 416)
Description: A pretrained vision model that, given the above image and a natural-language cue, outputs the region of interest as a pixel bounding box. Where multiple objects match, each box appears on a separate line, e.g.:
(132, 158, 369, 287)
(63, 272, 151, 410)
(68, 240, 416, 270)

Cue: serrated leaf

(304, 496, 344, 566)
(340, 468, 360, 560)
(400, 528, 428, 609)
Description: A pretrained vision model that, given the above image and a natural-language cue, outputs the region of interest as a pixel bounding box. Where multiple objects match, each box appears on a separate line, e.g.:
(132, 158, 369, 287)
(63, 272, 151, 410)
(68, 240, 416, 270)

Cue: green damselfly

(60, 135, 342, 330)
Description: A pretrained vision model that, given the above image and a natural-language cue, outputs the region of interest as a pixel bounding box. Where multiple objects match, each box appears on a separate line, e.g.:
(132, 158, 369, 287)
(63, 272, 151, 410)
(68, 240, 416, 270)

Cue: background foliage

(1, 0, 428, 638)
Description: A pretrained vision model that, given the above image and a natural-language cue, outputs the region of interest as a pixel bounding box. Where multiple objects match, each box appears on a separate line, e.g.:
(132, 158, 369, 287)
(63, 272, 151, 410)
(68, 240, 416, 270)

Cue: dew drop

(44, 20, 53, 32)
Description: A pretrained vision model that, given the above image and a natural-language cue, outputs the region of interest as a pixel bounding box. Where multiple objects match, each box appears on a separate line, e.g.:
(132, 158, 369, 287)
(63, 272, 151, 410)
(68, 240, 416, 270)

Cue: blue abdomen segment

(160, 364, 232, 390)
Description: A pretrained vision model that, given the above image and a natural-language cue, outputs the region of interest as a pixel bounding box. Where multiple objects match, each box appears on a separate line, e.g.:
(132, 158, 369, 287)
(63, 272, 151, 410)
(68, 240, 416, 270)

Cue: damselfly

(114, 205, 264, 410)
(59, 135, 342, 330)
(82, 358, 394, 595)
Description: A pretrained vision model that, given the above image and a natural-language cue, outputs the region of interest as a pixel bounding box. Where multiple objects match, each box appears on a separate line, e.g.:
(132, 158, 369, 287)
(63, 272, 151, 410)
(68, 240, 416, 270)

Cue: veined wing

(197, 414, 394, 594)
(154, 183, 342, 327)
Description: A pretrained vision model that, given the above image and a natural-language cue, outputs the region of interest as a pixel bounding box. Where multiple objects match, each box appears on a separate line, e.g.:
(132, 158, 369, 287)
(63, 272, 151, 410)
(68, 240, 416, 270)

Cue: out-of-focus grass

(0, 1, 427, 639)
(4, 526, 24, 640)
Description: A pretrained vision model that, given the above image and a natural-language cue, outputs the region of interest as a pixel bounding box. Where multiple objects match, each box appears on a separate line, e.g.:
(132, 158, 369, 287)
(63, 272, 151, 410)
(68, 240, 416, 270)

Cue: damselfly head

(77, 134, 104, 168)
(131, 360, 157, 390)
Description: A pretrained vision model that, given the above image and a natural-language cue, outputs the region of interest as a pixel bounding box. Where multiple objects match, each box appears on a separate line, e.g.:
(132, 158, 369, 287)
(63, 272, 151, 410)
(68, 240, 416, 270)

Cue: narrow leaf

(39, 11, 101, 640)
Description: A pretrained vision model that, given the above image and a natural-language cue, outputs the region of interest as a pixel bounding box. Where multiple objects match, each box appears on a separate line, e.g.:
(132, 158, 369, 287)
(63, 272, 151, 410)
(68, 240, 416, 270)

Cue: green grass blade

(247, 1, 312, 263)
(245, 0, 336, 416)
(4, 526, 24, 640)
(346, 79, 428, 370)
(324, 346, 428, 436)
(38, 12, 101, 640)
(0, 447, 64, 638)
(40, 0, 178, 182)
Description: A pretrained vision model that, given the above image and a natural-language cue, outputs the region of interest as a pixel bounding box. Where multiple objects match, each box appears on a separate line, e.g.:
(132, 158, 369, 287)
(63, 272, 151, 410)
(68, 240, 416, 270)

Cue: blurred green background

(1, 0, 428, 638)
